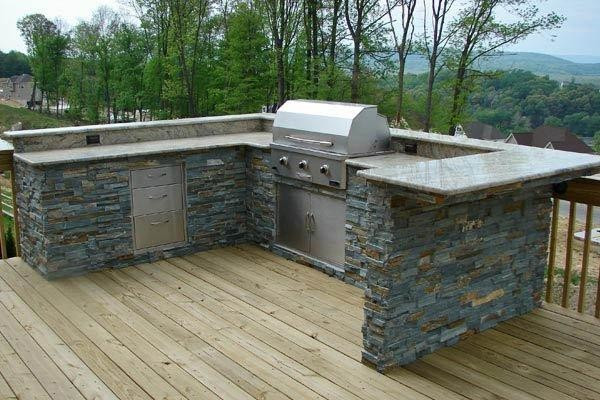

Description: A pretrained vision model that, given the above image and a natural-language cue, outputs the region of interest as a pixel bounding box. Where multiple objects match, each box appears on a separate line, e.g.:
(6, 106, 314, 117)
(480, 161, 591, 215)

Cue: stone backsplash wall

(360, 180, 552, 371)
(246, 148, 275, 247)
(390, 136, 491, 159)
(15, 147, 249, 278)
(11, 116, 269, 153)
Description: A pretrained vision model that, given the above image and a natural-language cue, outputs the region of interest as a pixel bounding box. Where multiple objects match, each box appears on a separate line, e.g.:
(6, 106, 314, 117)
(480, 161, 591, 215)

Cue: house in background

(0, 74, 41, 107)
(464, 121, 506, 141)
(506, 125, 594, 154)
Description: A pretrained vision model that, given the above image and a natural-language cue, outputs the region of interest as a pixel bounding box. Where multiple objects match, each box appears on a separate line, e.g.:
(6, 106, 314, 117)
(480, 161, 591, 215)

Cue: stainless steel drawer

(133, 210, 185, 250)
(131, 165, 182, 189)
(132, 184, 183, 216)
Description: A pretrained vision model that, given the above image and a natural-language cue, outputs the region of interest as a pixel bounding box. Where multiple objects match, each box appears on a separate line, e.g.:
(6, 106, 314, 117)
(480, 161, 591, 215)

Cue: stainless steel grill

(271, 100, 390, 267)
(271, 100, 390, 189)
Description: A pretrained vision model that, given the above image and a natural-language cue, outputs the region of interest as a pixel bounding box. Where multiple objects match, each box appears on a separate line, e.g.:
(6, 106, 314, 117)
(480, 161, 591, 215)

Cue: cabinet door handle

(150, 220, 169, 225)
(147, 193, 168, 200)
(310, 213, 316, 232)
(305, 212, 311, 232)
(148, 172, 168, 178)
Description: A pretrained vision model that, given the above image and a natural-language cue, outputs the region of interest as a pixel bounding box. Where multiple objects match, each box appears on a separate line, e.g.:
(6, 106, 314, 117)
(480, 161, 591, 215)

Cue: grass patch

(0, 104, 73, 132)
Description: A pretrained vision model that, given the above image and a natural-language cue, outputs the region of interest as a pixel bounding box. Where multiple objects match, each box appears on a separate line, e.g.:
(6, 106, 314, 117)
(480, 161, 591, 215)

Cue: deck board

(0, 245, 598, 400)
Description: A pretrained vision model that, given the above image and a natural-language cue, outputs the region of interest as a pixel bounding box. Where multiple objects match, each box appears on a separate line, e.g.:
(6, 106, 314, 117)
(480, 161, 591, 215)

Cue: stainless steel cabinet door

(277, 184, 310, 253)
(309, 193, 346, 266)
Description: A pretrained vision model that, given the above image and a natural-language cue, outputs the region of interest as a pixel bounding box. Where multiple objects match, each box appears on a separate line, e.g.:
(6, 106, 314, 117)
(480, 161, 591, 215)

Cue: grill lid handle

(284, 135, 334, 147)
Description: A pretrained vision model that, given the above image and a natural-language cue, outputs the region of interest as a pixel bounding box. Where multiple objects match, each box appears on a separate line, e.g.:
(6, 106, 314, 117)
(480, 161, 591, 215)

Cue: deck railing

(0, 149, 19, 259)
(547, 177, 600, 317)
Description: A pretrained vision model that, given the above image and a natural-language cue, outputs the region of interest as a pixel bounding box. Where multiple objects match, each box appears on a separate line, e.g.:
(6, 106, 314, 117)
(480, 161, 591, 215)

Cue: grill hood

(272, 100, 390, 155)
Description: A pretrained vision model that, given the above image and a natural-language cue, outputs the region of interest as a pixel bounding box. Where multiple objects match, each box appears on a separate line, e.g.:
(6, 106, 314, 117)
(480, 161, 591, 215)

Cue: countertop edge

(14, 135, 272, 166)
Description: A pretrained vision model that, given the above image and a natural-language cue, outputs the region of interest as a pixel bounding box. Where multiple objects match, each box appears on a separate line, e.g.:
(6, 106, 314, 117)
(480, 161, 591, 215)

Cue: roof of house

(464, 121, 505, 140)
(9, 74, 33, 84)
(507, 125, 594, 154)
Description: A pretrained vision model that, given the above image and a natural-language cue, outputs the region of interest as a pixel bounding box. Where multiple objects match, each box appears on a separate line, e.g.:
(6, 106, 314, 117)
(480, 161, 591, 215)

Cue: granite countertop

(15, 132, 272, 166)
(0, 139, 13, 154)
(357, 145, 600, 196)
(346, 152, 430, 169)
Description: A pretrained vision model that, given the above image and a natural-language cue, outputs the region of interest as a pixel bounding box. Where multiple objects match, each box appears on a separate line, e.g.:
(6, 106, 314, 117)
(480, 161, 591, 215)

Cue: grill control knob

(319, 164, 330, 175)
(279, 156, 289, 166)
(298, 160, 308, 170)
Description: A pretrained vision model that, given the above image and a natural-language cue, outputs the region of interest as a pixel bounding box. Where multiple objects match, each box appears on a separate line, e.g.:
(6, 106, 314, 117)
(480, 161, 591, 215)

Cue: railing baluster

(546, 199, 560, 302)
(561, 201, 576, 307)
(578, 205, 593, 312)
(10, 166, 20, 257)
(0, 174, 7, 259)
(596, 270, 600, 318)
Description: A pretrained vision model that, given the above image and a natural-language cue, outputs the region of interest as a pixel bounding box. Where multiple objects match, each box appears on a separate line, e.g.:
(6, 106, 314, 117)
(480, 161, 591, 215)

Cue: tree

(260, 0, 302, 107)
(112, 23, 146, 121)
(446, 0, 564, 133)
(17, 14, 61, 111)
(214, 2, 272, 114)
(385, 0, 417, 123)
(167, 0, 210, 117)
(0, 51, 31, 76)
(324, 0, 344, 99)
(344, 0, 390, 103)
(421, 0, 456, 131)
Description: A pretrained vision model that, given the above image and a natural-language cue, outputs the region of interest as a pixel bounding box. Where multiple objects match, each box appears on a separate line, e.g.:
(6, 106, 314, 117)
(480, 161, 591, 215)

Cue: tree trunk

(326, 1, 341, 100)
(310, 0, 319, 97)
(395, 61, 405, 123)
(276, 0, 286, 107)
(29, 79, 36, 110)
(350, 38, 360, 103)
(448, 66, 467, 134)
(275, 34, 285, 106)
(424, 54, 437, 132)
(304, 2, 312, 87)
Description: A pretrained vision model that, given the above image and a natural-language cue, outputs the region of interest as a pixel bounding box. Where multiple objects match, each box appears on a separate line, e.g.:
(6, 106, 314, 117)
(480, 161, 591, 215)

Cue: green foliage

(12, 1, 593, 143)
(466, 70, 600, 136)
(212, 4, 272, 115)
(593, 132, 600, 153)
(0, 51, 30, 76)
(17, 14, 69, 112)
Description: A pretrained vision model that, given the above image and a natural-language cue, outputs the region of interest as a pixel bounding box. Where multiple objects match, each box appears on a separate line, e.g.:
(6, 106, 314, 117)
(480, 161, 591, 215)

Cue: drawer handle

(148, 172, 168, 178)
(147, 194, 168, 200)
(150, 220, 169, 225)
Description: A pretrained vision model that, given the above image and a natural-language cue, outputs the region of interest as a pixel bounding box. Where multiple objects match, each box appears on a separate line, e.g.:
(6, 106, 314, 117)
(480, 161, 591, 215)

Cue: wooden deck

(0, 245, 599, 400)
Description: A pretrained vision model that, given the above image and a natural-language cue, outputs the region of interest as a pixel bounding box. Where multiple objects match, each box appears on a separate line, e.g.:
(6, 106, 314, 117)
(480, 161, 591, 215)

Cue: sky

(0, 0, 599, 59)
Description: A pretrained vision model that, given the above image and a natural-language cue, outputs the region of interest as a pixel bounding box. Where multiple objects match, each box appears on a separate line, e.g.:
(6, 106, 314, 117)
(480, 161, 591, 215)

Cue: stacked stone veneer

(245, 148, 275, 247)
(16, 146, 274, 278)
(356, 169, 553, 371)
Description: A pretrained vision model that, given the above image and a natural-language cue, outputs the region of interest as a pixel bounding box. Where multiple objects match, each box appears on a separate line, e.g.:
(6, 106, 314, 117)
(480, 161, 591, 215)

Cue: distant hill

(554, 55, 600, 64)
(403, 52, 600, 85)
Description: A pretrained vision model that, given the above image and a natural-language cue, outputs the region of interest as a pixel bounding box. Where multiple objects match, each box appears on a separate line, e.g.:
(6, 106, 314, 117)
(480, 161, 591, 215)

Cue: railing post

(545, 199, 560, 302)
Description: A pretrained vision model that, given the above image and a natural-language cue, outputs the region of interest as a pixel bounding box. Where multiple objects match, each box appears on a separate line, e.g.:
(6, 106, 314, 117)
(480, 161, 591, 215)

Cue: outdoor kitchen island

(5, 101, 600, 372)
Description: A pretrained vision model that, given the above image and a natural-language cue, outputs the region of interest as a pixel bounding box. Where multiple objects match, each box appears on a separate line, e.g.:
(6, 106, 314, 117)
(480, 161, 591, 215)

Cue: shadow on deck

(0, 244, 598, 400)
